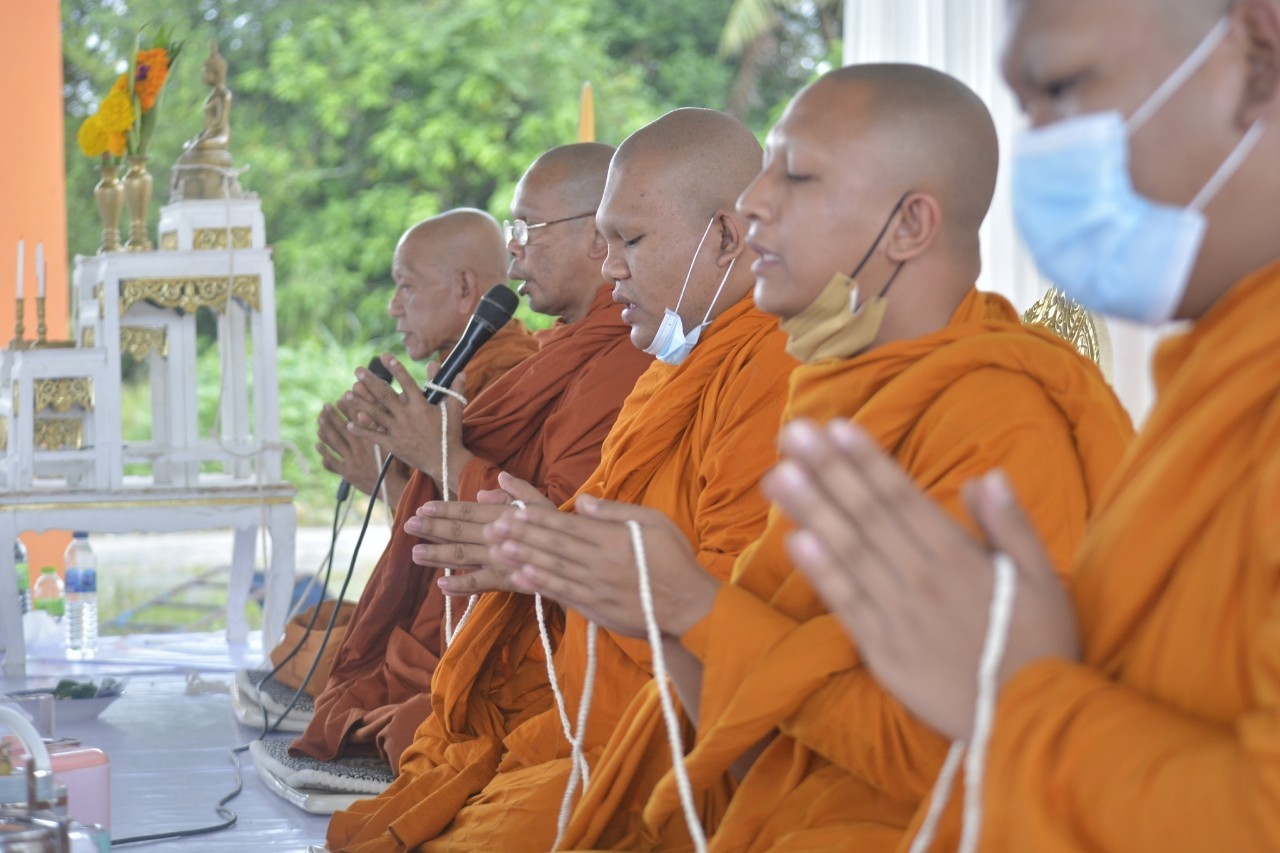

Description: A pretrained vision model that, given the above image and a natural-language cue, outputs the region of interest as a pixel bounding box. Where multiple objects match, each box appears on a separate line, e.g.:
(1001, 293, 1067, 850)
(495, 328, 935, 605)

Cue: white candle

(36, 242, 44, 299)
(15, 238, 23, 300)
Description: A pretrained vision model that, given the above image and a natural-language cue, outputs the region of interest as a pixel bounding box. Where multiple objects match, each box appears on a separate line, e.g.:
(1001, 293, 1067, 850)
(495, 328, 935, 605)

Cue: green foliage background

(63, 0, 838, 521)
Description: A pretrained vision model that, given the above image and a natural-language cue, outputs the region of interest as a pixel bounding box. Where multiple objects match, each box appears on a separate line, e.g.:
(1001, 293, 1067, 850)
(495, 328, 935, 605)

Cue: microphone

(425, 284, 520, 405)
(336, 356, 395, 502)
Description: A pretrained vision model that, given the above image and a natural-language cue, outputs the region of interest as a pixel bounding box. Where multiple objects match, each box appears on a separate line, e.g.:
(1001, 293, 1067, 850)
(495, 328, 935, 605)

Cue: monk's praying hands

(764, 417, 1081, 741)
(414, 472, 556, 595)
(343, 353, 469, 484)
(485, 494, 720, 639)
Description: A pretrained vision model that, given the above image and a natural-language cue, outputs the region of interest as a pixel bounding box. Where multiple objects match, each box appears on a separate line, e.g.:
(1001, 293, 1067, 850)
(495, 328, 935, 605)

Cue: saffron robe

(563, 290, 1133, 852)
(326, 295, 797, 852)
(915, 262, 1280, 850)
(291, 288, 649, 770)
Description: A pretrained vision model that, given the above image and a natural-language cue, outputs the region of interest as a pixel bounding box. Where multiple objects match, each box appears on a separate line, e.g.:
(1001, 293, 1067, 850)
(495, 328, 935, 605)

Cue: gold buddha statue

(171, 40, 247, 201)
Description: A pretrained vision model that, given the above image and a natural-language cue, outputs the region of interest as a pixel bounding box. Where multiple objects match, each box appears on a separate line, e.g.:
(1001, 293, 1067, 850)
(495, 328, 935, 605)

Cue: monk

(266, 210, 538, 711)
(487, 64, 1133, 851)
(290, 143, 652, 771)
(324, 108, 797, 852)
(316, 209, 538, 511)
(766, 1, 1280, 851)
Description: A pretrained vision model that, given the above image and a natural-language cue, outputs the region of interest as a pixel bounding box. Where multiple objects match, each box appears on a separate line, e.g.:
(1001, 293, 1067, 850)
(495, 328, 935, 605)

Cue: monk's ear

(456, 268, 479, 312)
(587, 226, 608, 262)
(885, 193, 941, 263)
(712, 209, 746, 268)
(1237, 0, 1280, 123)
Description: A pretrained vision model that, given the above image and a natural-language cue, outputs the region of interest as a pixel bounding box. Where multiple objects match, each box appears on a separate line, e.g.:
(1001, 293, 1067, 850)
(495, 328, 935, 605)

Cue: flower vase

(94, 163, 124, 253)
(123, 155, 154, 252)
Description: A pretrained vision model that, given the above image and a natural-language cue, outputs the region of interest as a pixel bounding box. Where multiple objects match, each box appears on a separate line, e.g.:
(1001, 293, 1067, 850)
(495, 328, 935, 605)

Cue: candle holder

(35, 296, 47, 345)
(10, 295, 26, 349)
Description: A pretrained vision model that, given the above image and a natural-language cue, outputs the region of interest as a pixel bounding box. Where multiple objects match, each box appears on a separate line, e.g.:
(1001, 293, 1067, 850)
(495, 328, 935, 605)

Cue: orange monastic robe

(327, 295, 797, 852)
(911, 263, 1280, 850)
(292, 288, 648, 770)
(558, 290, 1133, 852)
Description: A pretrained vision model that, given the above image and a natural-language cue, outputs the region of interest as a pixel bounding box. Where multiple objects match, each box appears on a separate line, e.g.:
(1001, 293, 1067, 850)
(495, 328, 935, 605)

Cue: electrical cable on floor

(256, 454, 393, 736)
(110, 742, 245, 845)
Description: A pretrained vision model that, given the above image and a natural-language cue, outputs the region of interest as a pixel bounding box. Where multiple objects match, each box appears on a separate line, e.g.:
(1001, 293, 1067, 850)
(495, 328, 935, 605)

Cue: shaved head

(517, 142, 615, 214)
(611, 108, 764, 228)
(816, 64, 998, 244)
(389, 208, 507, 359)
(739, 62, 1000, 344)
(398, 208, 508, 288)
(599, 108, 763, 350)
(508, 142, 617, 323)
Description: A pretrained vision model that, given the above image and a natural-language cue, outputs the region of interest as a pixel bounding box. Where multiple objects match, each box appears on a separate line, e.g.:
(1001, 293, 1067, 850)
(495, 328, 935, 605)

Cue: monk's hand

(489, 471, 557, 510)
(316, 397, 381, 496)
(487, 495, 719, 639)
(407, 499, 524, 594)
(763, 418, 1079, 742)
(344, 353, 449, 481)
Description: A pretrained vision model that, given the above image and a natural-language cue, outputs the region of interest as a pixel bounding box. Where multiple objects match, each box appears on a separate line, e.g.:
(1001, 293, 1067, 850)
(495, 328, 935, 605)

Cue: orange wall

(3, 0, 73, 574)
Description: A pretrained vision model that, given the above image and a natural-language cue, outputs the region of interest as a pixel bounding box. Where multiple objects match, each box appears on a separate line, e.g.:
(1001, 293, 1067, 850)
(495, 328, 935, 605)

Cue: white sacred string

(418, 378, 473, 648)
(907, 553, 1017, 853)
(524, 493, 595, 851)
(552, 616, 598, 851)
(628, 519, 707, 853)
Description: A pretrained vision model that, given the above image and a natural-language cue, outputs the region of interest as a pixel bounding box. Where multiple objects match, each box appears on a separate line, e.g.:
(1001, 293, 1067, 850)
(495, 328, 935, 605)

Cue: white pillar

(842, 0, 1159, 423)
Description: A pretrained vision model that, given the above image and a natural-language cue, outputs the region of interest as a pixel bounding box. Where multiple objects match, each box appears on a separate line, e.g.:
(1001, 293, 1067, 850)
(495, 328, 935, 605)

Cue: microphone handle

(425, 318, 496, 405)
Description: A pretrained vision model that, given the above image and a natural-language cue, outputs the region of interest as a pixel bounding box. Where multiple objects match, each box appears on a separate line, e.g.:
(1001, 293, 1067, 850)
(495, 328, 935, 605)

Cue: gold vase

(94, 162, 124, 253)
(123, 154, 154, 252)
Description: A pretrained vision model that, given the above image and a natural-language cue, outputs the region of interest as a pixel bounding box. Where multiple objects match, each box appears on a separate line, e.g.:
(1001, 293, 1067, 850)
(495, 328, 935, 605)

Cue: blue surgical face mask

(1012, 17, 1265, 324)
(645, 217, 737, 365)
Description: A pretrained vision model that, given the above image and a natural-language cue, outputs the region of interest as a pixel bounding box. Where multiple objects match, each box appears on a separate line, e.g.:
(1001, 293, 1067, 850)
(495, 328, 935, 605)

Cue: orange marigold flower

(133, 48, 170, 111)
(77, 115, 109, 158)
(97, 88, 136, 135)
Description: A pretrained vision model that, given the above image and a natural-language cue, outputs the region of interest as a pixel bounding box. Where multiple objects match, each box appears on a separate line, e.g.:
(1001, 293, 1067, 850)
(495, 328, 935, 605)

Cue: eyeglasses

(503, 211, 597, 246)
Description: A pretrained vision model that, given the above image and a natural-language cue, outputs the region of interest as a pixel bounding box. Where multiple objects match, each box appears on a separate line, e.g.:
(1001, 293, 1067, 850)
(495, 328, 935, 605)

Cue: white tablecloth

(2, 632, 332, 851)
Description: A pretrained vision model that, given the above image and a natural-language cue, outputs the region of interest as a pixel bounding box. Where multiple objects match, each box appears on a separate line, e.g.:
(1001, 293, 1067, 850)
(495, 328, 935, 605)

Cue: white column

(842, 0, 1158, 423)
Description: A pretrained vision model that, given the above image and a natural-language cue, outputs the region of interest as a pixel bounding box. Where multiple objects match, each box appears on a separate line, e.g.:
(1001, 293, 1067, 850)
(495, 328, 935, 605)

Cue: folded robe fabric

(290, 287, 649, 771)
(325, 294, 798, 853)
(557, 289, 1134, 852)
(908, 262, 1280, 851)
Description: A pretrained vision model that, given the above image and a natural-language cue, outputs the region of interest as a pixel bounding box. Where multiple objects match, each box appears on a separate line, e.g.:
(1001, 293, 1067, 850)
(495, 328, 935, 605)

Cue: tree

(718, 0, 842, 119)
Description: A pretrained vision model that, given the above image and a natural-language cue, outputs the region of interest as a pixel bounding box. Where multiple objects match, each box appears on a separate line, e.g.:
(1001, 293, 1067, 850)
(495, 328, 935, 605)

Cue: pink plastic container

(13, 742, 110, 829)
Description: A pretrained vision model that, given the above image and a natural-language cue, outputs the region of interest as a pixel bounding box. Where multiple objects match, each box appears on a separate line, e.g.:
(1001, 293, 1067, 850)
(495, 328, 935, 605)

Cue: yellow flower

(106, 131, 127, 158)
(77, 115, 109, 158)
(133, 48, 170, 111)
(96, 87, 136, 135)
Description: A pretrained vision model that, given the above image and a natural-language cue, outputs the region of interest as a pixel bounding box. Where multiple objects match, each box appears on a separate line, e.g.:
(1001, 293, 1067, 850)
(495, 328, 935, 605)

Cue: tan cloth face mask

(779, 193, 908, 364)
(781, 272, 891, 363)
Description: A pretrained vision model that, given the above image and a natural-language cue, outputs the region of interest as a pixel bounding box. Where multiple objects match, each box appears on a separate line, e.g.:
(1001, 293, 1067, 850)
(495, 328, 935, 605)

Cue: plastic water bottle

(64, 532, 99, 659)
(14, 540, 30, 614)
(32, 566, 65, 620)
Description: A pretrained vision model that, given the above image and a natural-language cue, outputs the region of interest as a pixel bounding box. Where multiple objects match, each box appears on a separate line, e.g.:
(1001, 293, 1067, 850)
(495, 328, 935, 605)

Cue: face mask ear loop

(698, 257, 737, 326)
(848, 193, 910, 280)
(673, 217, 717, 315)
(1190, 119, 1266, 210)
(1127, 16, 1231, 131)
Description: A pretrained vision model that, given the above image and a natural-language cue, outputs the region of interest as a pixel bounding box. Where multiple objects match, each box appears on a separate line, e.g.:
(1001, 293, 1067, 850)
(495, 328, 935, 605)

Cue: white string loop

(419, 379, 473, 648)
(907, 552, 1017, 853)
(626, 520, 707, 853)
